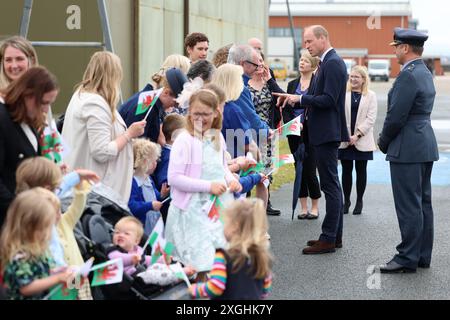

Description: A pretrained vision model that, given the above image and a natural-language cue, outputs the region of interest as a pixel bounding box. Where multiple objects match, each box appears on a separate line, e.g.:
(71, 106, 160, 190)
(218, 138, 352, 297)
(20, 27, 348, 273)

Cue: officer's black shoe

(266, 202, 281, 216)
(418, 262, 431, 269)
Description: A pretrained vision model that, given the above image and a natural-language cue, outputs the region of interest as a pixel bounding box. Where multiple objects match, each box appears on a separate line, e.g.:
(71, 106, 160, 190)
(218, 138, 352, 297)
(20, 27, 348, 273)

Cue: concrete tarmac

(269, 74, 450, 300)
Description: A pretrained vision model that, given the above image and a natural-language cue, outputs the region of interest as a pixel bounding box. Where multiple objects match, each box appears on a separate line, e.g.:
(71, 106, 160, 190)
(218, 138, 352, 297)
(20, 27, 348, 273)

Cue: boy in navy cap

(377, 28, 439, 274)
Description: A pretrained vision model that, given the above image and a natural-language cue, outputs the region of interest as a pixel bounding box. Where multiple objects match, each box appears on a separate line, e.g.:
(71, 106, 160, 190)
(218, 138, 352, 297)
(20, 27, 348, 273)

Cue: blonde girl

(165, 89, 242, 275)
(190, 199, 273, 299)
(15, 157, 99, 300)
(0, 188, 74, 300)
(129, 138, 169, 235)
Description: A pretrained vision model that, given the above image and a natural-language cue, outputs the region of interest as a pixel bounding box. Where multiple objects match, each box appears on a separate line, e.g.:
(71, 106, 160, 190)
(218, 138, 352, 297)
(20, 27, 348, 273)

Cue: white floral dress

(165, 137, 234, 272)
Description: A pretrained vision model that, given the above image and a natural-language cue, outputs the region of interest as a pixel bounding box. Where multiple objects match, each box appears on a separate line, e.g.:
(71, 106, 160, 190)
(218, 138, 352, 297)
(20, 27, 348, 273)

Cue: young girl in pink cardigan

(165, 89, 242, 280)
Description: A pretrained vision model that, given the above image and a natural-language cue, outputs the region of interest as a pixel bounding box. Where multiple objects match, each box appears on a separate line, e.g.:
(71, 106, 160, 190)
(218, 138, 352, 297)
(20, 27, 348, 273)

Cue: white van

(368, 59, 390, 82)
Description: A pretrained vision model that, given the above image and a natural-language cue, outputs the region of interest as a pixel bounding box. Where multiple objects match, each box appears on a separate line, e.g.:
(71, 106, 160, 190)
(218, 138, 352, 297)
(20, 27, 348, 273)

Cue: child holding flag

(108, 217, 159, 276)
(15, 156, 100, 299)
(107, 217, 194, 285)
(0, 188, 74, 300)
(129, 139, 169, 235)
(165, 89, 242, 279)
(190, 199, 273, 300)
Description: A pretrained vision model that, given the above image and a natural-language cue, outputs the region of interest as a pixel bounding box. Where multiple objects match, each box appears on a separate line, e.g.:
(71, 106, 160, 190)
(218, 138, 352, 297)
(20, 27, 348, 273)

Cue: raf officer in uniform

(377, 28, 439, 273)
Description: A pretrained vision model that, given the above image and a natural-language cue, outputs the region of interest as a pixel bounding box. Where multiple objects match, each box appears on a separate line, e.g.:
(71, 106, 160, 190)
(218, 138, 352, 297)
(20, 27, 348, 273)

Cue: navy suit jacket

(378, 59, 438, 163)
(301, 49, 349, 146)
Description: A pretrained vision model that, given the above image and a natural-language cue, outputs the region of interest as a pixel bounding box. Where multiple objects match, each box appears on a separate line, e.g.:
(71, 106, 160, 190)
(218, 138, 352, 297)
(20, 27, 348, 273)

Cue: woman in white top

(62, 52, 146, 202)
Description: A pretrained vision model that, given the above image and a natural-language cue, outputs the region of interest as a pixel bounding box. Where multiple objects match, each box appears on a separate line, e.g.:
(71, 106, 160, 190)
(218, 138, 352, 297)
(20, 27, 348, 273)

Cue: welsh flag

(240, 162, 266, 178)
(135, 88, 163, 116)
(90, 259, 124, 287)
(202, 195, 225, 223)
(44, 258, 95, 300)
(47, 283, 78, 300)
(169, 262, 191, 287)
(144, 218, 174, 265)
(272, 154, 295, 169)
(277, 115, 302, 137)
(40, 108, 64, 164)
(151, 241, 174, 265)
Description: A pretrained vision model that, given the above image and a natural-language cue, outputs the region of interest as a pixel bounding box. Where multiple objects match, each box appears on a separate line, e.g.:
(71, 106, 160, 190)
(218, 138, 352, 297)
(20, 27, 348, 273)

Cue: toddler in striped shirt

(189, 199, 273, 300)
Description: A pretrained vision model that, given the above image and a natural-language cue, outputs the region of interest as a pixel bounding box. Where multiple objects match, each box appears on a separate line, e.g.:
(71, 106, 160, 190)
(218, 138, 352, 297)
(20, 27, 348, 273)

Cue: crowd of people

(0, 23, 438, 300)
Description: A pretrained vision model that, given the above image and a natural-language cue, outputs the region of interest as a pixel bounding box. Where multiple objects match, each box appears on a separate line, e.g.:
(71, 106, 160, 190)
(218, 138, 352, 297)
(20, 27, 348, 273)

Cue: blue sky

(410, 0, 449, 56)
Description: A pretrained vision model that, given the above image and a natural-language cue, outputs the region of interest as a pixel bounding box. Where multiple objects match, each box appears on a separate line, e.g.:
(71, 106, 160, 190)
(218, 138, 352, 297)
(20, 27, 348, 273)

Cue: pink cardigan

(168, 130, 236, 211)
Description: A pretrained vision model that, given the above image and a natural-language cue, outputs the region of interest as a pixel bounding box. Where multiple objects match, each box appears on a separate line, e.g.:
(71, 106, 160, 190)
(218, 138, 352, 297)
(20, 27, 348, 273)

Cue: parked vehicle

(270, 59, 288, 81)
(368, 59, 390, 82)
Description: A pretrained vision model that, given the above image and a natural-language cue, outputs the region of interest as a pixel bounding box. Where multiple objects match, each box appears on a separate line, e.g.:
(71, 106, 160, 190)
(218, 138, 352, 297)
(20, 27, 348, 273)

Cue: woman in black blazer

(0, 67, 59, 227)
(285, 50, 322, 220)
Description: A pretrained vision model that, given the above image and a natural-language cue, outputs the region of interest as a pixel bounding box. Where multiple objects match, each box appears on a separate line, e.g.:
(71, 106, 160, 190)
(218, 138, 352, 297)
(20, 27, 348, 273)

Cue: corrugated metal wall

(0, 0, 268, 113)
(138, 0, 269, 89)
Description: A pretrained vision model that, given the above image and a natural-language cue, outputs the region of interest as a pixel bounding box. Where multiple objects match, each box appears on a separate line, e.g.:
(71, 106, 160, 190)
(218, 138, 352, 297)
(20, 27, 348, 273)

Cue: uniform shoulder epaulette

(406, 64, 416, 72)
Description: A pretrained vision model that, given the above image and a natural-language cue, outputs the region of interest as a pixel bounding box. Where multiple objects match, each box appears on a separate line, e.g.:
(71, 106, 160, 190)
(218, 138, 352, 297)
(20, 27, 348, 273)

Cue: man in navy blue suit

(274, 25, 349, 254)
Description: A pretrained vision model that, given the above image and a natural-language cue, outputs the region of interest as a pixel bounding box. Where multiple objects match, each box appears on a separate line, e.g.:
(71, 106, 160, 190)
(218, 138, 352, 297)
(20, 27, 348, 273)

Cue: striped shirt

(190, 250, 272, 299)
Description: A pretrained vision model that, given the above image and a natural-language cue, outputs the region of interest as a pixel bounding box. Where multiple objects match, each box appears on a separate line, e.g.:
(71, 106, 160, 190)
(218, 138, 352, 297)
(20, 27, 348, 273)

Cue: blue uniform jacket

(378, 59, 438, 163)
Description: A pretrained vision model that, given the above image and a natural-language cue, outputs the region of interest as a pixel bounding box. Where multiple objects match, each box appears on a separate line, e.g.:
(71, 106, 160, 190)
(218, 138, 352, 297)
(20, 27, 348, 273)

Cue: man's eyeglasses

(245, 60, 262, 69)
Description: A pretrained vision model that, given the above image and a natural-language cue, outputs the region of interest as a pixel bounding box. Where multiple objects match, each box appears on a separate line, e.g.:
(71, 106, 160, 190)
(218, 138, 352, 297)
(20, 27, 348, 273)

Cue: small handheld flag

(272, 154, 295, 169)
(135, 89, 163, 117)
(169, 262, 191, 287)
(40, 108, 65, 164)
(276, 115, 302, 137)
(90, 259, 124, 287)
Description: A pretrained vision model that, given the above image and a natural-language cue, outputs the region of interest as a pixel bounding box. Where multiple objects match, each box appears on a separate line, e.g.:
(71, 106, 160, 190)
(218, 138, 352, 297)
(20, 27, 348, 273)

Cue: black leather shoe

(379, 260, 416, 274)
(353, 200, 363, 215)
(266, 203, 281, 216)
(344, 201, 351, 214)
(418, 262, 430, 269)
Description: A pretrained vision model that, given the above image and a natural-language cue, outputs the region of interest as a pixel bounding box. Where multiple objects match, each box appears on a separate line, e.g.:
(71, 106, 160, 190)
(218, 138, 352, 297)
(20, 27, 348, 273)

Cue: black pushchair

(61, 183, 190, 300)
